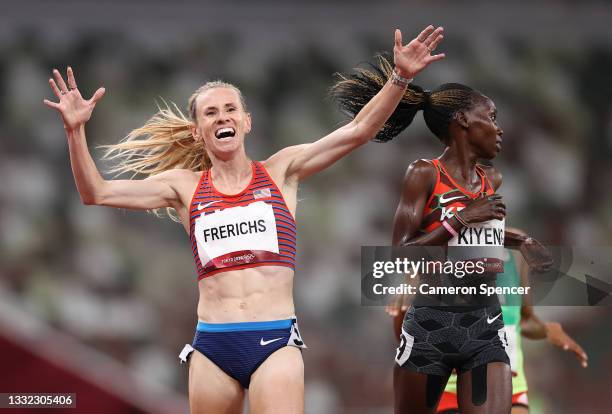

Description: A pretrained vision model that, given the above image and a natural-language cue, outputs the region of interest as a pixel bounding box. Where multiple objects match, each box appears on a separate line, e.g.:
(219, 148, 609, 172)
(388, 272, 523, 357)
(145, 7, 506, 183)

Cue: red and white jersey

(420, 159, 505, 272)
(189, 161, 297, 280)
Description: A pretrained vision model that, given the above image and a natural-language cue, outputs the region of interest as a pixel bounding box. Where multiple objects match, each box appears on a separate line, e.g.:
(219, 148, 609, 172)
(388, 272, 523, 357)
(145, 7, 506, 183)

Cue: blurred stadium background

(1, 1, 611, 413)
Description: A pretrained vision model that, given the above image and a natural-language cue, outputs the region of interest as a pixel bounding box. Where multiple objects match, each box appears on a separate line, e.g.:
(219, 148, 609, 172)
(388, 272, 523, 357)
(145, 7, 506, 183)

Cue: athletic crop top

(189, 161, 297, 280)
(420, 159, 505, 272)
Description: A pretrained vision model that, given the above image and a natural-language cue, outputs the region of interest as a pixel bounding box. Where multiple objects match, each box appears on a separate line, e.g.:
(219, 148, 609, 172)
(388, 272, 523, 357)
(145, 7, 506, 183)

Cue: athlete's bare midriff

(196, 265, 295, 322)
(169, 163, 298, 323)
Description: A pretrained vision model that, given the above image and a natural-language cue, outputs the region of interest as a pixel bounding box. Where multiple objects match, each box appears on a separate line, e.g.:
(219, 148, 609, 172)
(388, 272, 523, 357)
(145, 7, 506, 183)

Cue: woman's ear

(244, 113, 252, 134)
(454, 110, 469, 129)
(190, 124, 200, 142)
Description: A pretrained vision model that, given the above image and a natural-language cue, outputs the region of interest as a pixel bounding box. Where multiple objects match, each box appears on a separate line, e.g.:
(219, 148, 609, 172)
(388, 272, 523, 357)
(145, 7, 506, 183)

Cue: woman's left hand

(520, 237, 554, 273)
(546, 322, 588, 368)
(393, 25, 445, 79)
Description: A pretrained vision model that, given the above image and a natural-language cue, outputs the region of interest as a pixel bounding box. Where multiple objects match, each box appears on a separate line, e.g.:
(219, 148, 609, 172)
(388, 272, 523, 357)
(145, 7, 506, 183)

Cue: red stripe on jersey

(421, 159, 495, 235)
(189, 161, 297, 280)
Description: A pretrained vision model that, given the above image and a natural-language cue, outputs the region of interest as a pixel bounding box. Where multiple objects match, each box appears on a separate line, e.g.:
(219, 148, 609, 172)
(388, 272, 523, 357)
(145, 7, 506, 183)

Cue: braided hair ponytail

(330, 55, 479, 143)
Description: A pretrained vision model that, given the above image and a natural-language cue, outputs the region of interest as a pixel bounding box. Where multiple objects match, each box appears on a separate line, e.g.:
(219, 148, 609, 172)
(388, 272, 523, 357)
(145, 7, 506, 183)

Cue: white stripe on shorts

(395, 328, 415, 366)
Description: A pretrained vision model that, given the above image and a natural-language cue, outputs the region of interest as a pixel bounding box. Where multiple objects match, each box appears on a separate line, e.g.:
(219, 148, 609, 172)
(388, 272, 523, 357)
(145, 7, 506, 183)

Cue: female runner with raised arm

(44, 26, 445, 414)
(332, 58, 553, 414)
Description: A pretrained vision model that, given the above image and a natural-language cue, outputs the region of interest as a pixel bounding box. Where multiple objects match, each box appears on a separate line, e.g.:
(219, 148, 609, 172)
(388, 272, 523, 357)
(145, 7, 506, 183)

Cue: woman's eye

(228, 107, 236, 112)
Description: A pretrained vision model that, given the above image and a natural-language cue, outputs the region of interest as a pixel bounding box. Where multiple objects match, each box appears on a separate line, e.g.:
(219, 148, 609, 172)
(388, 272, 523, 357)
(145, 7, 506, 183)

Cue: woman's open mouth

(215, 127, 236, 139)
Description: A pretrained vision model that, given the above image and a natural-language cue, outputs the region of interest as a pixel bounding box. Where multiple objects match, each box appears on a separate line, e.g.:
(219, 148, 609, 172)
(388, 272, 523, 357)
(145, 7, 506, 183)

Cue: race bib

(448, 218, 505, 272)
(448, 218, 505, 247)
(194, 201, 279, 266)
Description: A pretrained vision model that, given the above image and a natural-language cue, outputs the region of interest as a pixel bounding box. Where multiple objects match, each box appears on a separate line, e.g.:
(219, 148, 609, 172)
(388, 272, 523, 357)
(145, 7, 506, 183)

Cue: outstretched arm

(516, 251, 588, 367)
(44, 67, 183, 211)
(268, 26, 445, 181)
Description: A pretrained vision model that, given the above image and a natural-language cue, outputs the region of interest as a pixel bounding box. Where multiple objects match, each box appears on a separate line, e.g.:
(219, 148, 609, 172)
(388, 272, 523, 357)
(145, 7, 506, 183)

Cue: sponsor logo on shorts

(487, 313, 502, 324)
(260, 337, 282, 346)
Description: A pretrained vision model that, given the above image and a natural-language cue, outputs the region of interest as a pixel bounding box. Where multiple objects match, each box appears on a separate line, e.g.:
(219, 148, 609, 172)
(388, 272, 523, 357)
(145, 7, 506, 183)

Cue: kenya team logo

(436, 190, 468, 221)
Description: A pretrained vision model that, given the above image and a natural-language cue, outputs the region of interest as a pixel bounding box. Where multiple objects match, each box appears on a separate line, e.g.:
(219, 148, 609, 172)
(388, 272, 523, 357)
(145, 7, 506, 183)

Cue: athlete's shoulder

(478, 162, 502, 190)
(404, 158, 437, 182)
(151, 168, 200, 181)
(399, 159, 438, 197)
(146, 169, 201, 191)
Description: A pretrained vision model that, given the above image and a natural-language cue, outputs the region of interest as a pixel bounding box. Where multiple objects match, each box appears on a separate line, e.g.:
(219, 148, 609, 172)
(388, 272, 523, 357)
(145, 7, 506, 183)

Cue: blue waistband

(196, 318, 294, 333)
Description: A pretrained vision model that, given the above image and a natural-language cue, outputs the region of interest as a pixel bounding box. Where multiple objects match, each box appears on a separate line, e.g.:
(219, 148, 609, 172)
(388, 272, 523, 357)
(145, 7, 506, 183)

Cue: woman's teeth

(215, 127, 235, 139)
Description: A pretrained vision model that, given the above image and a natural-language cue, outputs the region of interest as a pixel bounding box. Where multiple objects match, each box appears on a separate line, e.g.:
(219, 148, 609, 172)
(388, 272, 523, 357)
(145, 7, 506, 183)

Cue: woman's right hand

(393, 25, 445, 79)
(459, 194, 506, 224)
(385, 293, 410, 317)
(43, 67, 105, 132)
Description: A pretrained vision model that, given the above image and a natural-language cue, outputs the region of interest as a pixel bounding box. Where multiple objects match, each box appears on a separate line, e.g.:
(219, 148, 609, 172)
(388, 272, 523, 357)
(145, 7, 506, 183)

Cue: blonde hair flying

(101, 81, 246, 219)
